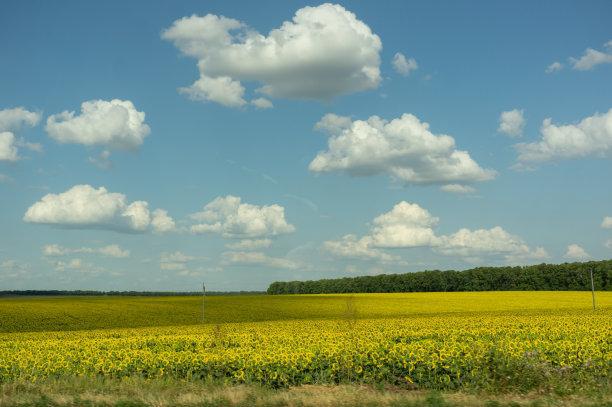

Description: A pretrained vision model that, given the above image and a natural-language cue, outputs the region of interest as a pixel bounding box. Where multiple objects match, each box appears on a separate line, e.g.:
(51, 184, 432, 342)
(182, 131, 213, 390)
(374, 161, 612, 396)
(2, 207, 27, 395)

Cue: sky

(0, 0, 611, 291)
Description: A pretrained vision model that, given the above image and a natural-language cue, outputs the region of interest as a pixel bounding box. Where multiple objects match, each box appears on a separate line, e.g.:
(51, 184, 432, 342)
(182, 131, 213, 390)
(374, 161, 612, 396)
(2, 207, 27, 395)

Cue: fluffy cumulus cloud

(498, 109, 525, 138)
(43, 243, 130, 258)
(368, 202, 439, 248)
(515, 109, 612, 163)
(324, 234, 398, 263)
(564, 244, 590, 260)
(392, 52, 418, 76)
(436, 227, 548, 262)
(569, 40, 612, 71)
(325, 201, 547, 264)
(162, 3, 382, 107)
(45, 99, 150, 150)
(221, 251, 298, 269)
(310, 113, 495, 185)
(23, 185, 175, 234)
(0, 107, 41, 132)
(190, 195, 294, 238)
(601, 216, 612, 229)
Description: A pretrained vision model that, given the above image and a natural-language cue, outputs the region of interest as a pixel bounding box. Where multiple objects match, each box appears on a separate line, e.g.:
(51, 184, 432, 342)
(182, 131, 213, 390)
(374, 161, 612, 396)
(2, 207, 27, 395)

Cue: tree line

(267, 260, 611, 294)
(0, 290, 265, 297)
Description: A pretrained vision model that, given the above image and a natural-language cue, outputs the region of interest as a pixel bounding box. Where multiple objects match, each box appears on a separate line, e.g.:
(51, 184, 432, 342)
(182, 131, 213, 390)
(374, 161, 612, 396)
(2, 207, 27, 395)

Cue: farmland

(0, 292, 610, 406)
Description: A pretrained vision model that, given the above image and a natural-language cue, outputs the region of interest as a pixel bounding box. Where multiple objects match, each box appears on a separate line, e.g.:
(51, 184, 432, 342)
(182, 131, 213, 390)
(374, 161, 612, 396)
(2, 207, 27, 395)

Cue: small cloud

(564, 244, 590, 260)
(545, 61, 563, 73)
(498, 109, 525, 138)
(392, 52, 418, 76)
(440, 184, 476, 194)
(601, 216, 612, 229)
(251, 98, 273, 109)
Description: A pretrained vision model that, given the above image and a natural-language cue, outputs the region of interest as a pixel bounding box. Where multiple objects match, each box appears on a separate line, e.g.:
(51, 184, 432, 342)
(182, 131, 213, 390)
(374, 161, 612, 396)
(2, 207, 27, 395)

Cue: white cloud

(221, 251, 298, 269)
(190, 195, 295, 238)
(46, 99, 150, 150)
(601, 216, 612, 229)
(151, 209, 177, 233)
(250, 98, 273, 109)
(324, 234, 397, 262)
(564, 244, 590, 260)
(325, 201, 546, 264)
(0, 132, 19, 161)
(0, 173, 12, 183)
(369, 201, 439, 248)
(605, 239, 612, 249)
(498, 109, 525, 138)
(42, 243, 130, 258)
(314, 113, 353, 134)
(24, 184, 175, 234)
(225, 239, 272, 250)
(569, 40, 612, 70)
(0, 132, 44, 162)
(545, 61, 563, 73)
(440, 184, 476, 194)
(515, 109, 612, 163)
(162, 4, 382, 107)
(160, 251, 196, 271)
(392, 52, 418, 76)
(179, 75, 246, 107)
(310, 113, 495, 185)
(0, 107, 41, 132)
(436, 227, 548, 263)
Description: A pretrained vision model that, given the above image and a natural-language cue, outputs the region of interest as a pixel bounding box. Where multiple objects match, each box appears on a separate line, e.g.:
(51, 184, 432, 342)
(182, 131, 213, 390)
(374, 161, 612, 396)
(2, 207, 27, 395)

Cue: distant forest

(267, 260, 611, 294)
(0, 290, 264, 297)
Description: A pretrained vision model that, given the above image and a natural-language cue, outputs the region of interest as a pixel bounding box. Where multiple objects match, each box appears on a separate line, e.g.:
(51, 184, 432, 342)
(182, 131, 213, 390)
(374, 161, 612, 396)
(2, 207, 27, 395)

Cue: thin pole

(202, 283, 206, 323)
(589, 269, 596, 310)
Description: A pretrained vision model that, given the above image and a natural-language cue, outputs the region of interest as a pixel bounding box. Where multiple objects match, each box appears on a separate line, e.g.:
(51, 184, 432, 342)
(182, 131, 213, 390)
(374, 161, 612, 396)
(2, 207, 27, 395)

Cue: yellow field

(0, 292, 610, 392)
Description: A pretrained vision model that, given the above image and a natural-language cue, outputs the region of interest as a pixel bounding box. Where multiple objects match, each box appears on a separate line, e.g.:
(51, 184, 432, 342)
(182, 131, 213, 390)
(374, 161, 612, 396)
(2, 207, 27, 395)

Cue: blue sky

(1, 0, 611, 291)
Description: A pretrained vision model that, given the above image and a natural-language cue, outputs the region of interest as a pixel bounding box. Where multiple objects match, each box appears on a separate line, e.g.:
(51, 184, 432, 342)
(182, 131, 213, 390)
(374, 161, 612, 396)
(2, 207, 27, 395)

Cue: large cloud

(310, 113, 495, 185)
(162, 3, 382, 107)
(45, 99, 150, 150)
(325, 201, 547, 264)
(190, 195, 295, 238)
(24, 185, 175, 234)
(515, 109, 612, 163)
(0, 107, 41, 132)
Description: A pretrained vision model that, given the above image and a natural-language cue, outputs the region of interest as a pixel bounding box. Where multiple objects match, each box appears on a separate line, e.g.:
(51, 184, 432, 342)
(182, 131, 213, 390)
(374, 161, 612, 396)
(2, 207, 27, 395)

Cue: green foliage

(267, 260, 611, 294)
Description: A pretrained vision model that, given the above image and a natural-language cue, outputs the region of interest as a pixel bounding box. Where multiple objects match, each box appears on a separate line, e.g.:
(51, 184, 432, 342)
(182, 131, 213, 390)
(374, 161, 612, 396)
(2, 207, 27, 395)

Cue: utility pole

(589, 269, 596, 310)
(202, 283, 206, 323)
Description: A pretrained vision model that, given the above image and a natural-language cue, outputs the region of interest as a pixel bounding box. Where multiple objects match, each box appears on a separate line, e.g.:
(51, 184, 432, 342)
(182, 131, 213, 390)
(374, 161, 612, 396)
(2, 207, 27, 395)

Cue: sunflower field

(0, 292, 610, 392)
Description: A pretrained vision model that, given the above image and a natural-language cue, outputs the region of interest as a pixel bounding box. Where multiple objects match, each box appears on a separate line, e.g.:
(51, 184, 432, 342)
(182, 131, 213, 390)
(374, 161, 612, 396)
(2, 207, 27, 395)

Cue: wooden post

(202, 283, 206, 323)
(589, 269, 596, 310)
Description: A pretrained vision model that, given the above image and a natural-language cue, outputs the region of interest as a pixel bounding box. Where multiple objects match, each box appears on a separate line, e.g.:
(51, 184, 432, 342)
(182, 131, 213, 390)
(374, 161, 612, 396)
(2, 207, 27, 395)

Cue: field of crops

(0, 292, 610, 395)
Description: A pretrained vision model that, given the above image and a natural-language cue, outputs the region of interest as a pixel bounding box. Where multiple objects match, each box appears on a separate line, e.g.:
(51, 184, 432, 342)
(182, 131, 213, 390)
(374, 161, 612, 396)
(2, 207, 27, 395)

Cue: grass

(0, 291, 608, 333)
(1, 377, 610, 407)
